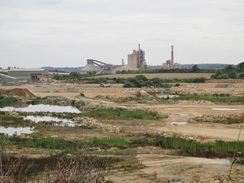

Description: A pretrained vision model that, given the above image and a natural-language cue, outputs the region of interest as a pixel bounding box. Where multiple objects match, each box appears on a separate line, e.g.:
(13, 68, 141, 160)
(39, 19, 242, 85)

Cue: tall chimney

(138, 44, 140, 50)
(171, 45, 174, 66)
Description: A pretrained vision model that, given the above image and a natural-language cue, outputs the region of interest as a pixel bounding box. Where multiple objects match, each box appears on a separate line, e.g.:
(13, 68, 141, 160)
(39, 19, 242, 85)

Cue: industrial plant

(162, 45, 181, 69)
(0, 69, 51, 85)
(128, 44, 147, 70)
(0, 44, 181, 86)
(80, 59, 114, 75)
(80, 44, 148, 75)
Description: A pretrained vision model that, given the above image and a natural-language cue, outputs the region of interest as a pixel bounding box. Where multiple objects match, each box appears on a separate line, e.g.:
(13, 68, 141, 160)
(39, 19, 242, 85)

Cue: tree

(228, 71, 237, 79)
(236, 62, 244, 72)
(191, 65, 200, 72)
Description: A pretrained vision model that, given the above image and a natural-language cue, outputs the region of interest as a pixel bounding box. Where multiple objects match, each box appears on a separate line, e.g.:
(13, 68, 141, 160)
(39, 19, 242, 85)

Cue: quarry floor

(1, 81, 244, 182)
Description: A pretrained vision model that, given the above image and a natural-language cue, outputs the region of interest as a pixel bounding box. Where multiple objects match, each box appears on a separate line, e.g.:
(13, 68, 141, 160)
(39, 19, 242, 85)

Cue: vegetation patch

(89, 137, 128, 149)
(170, 94, 244, 104)
(211, 62, 244, 79)
(129, 134, 244, 159)
(80, 108, 164, 120)
(0, 96, 18, 108)
(0, 152, 114, 183)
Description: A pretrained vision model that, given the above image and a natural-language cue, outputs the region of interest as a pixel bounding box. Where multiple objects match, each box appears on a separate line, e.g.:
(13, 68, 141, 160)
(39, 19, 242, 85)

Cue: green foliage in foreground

(81, 108, 164, 120)
(155, 136, 244, 158)
(171, 94, 244, 104)
(0, 96, 18, 108)
(89, 137, 128, 148)
(2, 135, 244, 159)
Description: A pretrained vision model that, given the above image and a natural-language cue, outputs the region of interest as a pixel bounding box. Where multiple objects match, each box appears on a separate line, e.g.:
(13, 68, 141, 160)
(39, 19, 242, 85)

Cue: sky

(0, 0, 244, 68)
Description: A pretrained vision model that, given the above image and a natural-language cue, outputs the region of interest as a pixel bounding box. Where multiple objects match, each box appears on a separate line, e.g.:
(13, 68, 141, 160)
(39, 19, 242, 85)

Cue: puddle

(212, 108, 242, 111)
(180, 114, 188, 116)
(23, 116, 81, 127)
(0, 104, 81, 113)
(158, 95, 179, 99)
(171, 122, 188, 125)
(165, 108, 180, 110)
(193, 158, 230, 165)
(0, 126, 34, 136)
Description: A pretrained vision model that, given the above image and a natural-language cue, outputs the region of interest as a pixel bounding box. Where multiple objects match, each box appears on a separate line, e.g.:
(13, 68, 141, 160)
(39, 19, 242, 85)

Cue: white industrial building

(0, 69, 50, 85)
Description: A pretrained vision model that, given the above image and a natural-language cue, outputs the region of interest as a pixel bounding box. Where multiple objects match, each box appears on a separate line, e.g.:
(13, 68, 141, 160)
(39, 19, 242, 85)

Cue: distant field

(92, 73, 214, 79)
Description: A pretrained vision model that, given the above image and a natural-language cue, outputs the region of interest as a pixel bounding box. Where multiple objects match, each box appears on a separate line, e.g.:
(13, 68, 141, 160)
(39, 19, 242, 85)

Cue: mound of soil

(0, 88, 37, 98)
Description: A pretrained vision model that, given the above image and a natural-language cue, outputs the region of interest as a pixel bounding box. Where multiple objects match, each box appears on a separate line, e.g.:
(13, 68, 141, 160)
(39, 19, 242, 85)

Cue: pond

(23, 116, 81, 127)
(0, 104, 81, 113)
(0, 126, 34, 136)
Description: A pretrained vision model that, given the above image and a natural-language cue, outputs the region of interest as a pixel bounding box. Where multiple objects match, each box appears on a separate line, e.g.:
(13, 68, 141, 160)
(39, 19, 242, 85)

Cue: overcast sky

(0, 0, 244, 68)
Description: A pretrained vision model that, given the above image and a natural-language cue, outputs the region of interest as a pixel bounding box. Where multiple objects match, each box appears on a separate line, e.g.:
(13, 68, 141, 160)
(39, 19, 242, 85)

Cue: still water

(0, 104, 81, 113)
(23, 116, 80, 127)
(0, 126, 34, 136)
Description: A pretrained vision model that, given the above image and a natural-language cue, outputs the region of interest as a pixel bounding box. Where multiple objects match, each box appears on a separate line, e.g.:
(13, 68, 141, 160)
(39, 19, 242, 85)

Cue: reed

(81, 108, 164, 120)
(0, 96, 18, 107)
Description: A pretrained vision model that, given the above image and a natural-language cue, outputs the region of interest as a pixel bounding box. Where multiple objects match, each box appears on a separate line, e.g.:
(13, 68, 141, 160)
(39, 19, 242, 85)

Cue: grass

(0, 96, 18, 107)
(155, 136, 244, 158)
(171, 94, 244, 104)
(89, 137, 128, 148)
(81, 108, 165, 120)
(2, 133, 244, 159)
(0, 153, 114, 183)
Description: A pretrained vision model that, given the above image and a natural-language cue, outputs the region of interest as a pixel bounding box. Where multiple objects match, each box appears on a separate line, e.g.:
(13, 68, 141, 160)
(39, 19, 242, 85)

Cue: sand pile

(0, 88, 37, 98)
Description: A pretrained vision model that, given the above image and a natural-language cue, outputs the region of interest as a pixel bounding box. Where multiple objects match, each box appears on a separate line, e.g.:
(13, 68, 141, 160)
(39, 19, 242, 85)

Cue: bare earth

(1, 80, 244, 182)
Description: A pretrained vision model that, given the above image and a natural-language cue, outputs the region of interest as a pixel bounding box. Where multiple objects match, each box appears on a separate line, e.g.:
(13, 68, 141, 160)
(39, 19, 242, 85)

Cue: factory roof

(0, 73, 18, 79)
(8, 69, 47, 72)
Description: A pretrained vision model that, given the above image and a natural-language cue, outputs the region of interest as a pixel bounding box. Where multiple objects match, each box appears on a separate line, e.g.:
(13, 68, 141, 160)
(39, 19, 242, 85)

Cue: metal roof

(8, 69, 47, 72)
(0, 73, 18, 79)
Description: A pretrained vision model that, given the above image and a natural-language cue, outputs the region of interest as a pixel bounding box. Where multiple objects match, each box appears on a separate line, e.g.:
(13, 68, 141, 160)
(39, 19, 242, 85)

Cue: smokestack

(138, 44, 140, 50)
(171, 45, 174, 66)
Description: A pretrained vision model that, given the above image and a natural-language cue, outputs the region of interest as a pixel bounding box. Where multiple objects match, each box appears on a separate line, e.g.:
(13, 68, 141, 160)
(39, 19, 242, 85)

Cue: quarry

(0, 74, 244, 182)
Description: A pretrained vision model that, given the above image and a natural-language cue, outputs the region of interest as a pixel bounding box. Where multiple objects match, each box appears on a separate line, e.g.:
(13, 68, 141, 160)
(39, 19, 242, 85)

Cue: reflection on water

(23, 116, 80, 127)
(212, 108, 242, 111)
(0, 104, 81, 113)
(0, 126, 34, 136)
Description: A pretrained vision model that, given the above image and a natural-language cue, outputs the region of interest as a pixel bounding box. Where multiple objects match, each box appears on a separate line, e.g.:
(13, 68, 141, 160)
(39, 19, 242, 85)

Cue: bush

(0, 96, 18, 108)
(81, 108, 164, 120)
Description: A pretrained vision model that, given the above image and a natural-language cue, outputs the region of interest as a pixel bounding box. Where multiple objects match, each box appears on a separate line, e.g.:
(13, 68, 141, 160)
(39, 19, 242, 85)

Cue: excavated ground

(0, 81, 244, 182)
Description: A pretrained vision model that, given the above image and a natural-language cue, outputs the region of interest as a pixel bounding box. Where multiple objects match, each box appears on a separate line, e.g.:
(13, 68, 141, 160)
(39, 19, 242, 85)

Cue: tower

(171, 45, 174, 66)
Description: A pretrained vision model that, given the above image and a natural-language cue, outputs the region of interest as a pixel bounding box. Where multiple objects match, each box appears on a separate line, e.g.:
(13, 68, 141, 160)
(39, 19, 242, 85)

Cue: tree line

(211, 62, 244, 79)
